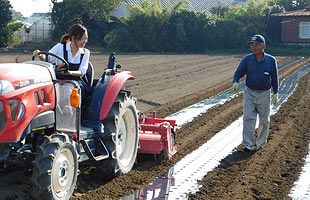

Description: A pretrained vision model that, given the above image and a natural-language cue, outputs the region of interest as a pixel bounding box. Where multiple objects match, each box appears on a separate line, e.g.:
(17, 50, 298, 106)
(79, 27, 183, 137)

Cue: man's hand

(272, 93, 279, 105)
(233, 82, 239, 93)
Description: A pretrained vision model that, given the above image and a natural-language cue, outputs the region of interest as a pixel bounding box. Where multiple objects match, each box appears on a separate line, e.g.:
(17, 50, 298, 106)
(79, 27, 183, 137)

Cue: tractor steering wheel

(32, 51, 69, 73)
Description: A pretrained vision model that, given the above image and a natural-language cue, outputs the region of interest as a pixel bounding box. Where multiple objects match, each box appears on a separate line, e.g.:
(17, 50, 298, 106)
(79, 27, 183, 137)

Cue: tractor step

(80, 137, 109, 162)
(79, 126, 95, 140)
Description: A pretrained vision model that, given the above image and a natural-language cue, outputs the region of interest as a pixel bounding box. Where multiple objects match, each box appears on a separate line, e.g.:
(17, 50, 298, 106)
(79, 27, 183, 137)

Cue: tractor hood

(0, 63, 52, 94)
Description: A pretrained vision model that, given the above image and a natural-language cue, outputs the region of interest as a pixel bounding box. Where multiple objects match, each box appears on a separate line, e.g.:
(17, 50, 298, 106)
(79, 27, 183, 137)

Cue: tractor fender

(99, 71, 134, 120)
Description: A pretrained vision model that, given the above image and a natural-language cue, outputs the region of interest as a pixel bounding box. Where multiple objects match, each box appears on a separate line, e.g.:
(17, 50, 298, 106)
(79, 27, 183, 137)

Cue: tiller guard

(138, 112, 177, 160)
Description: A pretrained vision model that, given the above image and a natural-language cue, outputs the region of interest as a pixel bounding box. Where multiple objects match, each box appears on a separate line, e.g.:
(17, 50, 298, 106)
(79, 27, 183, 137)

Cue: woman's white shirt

(48, 43, 90, 75)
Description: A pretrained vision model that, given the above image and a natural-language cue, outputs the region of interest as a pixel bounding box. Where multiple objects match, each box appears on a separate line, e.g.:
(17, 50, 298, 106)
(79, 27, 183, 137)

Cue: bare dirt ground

(0, 53, 309, 200)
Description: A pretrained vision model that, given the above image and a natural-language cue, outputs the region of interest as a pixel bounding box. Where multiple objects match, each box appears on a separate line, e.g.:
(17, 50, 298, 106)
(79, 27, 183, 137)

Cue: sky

(9, 0, 54, 17)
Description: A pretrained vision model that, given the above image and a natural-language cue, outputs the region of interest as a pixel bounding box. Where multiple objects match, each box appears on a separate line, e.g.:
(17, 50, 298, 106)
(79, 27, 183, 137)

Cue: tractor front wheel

(32, 134, 78, 200)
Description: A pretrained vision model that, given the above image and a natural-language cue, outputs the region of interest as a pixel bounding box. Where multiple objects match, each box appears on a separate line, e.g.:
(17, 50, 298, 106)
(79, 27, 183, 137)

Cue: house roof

(124, 0, 246, 12)
(272, 8, 310, 17)
(20, 12, 51, 26)
(30, 13, 51, 18)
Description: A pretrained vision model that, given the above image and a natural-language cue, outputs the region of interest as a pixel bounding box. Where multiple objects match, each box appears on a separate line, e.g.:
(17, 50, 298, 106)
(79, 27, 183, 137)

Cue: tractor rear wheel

(32, 134, 78, 200)
(102, 91, 139, 176)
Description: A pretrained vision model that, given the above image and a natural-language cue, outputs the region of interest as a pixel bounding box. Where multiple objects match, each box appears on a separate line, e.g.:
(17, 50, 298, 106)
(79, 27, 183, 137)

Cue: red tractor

(0, 52, 176, 200)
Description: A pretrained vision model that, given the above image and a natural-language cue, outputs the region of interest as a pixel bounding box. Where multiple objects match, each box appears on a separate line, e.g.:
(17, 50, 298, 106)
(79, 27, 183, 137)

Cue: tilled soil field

(0, 53, 309, 200)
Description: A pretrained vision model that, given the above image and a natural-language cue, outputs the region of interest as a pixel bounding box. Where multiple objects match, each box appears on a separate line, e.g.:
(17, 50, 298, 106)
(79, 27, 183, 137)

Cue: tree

(0, 0, 11, 26)
(107, 0, 191, 52)
(50, 0, 120, 45)
(127, 0, 187, 17)
(210, 0, 273, 49)
(167, 11, 215, 51)
(11, 9, 23, 20)
(273, 0, 309, 11)
(0, 0, 22, 47)
(0, 0, 12, 47)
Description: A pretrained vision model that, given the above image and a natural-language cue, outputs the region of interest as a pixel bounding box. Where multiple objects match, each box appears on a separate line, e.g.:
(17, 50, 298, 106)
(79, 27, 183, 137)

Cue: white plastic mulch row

(289, 144, 310, 199)
(166, 117, 243, 199)
(166, 107, 282, 199)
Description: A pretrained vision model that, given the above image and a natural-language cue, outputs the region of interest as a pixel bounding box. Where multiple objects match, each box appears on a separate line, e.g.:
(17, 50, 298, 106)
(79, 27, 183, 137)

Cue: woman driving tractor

(32, 23, 90, 94)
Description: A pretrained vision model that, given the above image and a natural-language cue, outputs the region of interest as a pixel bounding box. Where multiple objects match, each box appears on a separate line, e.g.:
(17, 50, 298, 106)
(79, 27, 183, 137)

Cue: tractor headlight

(16, 103, 25, 121)
(0, 101, 5, 133)
(9, 100, 18, 120)
(0, 81, 15, 95)
(8, 100, 24, 121)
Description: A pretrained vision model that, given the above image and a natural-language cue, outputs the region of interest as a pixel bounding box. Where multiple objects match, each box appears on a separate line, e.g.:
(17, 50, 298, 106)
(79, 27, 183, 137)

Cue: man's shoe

(255, 146, 264, 151)
(243, 146, 256, 152)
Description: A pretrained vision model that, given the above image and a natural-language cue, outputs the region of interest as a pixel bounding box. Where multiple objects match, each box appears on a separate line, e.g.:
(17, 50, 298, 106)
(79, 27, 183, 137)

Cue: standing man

(233, 34, 279, 151)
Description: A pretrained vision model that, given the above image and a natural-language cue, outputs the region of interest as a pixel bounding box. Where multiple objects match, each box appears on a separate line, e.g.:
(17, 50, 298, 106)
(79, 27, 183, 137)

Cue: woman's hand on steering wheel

(32, 51, 69, 73)
(60, 70, 74, 76)
(56, 63, 68, 72)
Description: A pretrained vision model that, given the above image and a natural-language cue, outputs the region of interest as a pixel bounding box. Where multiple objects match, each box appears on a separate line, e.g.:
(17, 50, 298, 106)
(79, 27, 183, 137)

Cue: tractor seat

(82, 62, 94, 87)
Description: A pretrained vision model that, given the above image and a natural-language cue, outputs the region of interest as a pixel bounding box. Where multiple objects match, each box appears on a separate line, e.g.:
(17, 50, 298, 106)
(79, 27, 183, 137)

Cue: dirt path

(0, 54, 308, 200)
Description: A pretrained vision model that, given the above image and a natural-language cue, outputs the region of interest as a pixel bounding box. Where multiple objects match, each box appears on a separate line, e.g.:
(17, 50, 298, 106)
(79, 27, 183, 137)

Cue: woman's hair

(60, 34, 70, 44)
(60, 24, 87, 44)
